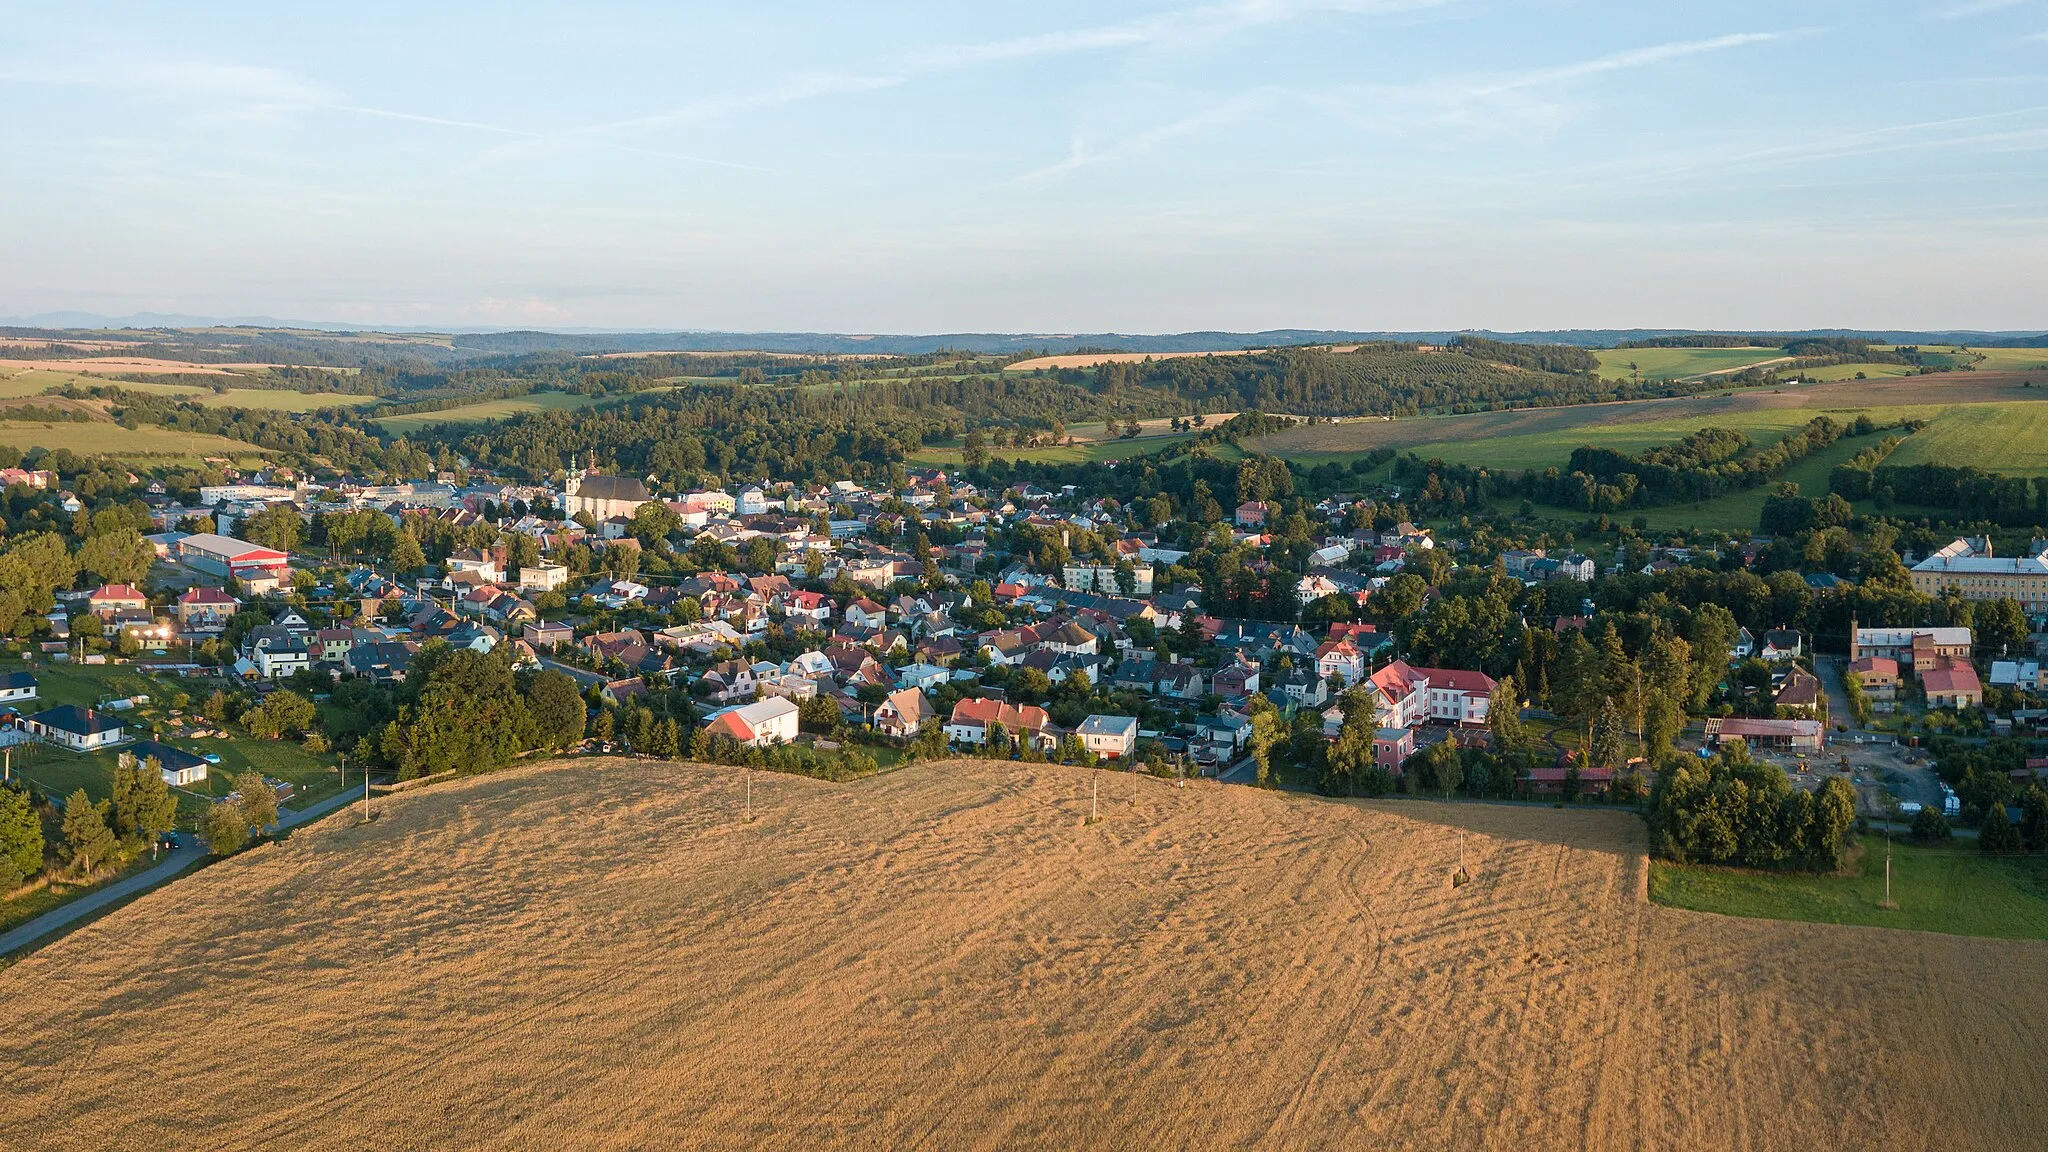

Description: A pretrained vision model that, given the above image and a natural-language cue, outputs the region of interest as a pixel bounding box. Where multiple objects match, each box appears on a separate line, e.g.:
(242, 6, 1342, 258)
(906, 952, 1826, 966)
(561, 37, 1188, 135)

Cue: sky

(1, 1, 2046, 333)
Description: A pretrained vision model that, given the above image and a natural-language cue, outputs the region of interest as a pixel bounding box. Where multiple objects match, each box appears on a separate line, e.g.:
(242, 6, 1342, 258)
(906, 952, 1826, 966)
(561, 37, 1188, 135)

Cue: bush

(1909, 806, 1951, 842)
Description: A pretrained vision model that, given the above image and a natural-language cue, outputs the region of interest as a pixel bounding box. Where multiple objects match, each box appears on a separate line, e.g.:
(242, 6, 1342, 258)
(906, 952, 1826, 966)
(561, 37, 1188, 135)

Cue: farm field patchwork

(2, 759, 2043, 1150)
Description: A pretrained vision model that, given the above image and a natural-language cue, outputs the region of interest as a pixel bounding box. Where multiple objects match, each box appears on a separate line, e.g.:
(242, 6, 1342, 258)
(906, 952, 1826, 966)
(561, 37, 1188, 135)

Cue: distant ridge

(3, 313, 2044, 354)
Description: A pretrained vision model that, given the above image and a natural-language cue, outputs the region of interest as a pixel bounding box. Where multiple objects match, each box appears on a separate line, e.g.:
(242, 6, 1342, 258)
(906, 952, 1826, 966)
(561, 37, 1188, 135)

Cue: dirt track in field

(2, 758, 2042, 1151)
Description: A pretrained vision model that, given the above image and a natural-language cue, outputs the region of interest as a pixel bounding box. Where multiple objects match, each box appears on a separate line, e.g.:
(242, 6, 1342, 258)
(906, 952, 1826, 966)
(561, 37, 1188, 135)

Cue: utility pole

(362, 759, 371, 823)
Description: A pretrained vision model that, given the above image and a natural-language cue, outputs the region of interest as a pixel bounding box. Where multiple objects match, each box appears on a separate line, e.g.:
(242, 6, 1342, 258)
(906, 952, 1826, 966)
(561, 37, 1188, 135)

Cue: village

(1, 450, 2029, 843)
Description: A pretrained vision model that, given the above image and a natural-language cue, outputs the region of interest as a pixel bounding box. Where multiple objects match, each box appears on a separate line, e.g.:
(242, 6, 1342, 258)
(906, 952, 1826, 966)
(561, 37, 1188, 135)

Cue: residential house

(1076, 714, 1138, 761)
(1759, 629, 1805, 662)
(175, 586, 237, 634)
(702, 696, 801, 747)
(945, 698, 1056, 751)
(756, 673, 820, 702)
(1193, 712, 1250, 763)
(0, 671, 36, 705)
(1921, 656, 1984, 709)
(24, 705, 125, 751)
(1271, 667, 1328, 709)
(873, 688, 935, 739)
(127, 740, 209, 787)
(1850, 624, 1973, 668)
(1848, 656, 1899, 702)
(844, 598, 888, 630)
(240, 625, 310, 680)
(1314, 639, 1367, 686)
(346, 640, 419, 684)
(1363, 661, 1495, 729)
(518, 563, 569, 593)
(1157, 662, 1206, 700)
(1774, 668, 1824, 718)
(1373, 727, 1415, 772)
(699, 659, 759, 703)
(894, 662, 950, 692)
(1210, 657, 1261, 701)
(524, 621, 574, 649)
(86, 584, 149, 619)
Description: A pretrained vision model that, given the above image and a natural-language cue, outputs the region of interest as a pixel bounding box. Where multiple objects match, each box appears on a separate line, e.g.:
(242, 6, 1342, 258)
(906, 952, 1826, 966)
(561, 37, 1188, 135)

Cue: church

(563, 464, 652, 522)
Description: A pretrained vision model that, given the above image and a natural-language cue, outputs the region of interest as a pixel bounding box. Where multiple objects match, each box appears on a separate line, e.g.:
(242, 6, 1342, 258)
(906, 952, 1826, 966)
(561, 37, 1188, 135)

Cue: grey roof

(574, 474, 650, 503)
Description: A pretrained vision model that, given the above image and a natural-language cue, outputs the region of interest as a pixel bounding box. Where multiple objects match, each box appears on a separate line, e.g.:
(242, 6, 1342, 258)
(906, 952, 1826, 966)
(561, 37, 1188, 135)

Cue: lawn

(1592, 347, 1787, 381)
(1626, 434, 1876, 533)
(1, 661, 343, 822)
(0, 420, 267, 462)
(374, 391, 605, 434)
(1649, 834, 2048, 940)
(908, 418, 1201, 467)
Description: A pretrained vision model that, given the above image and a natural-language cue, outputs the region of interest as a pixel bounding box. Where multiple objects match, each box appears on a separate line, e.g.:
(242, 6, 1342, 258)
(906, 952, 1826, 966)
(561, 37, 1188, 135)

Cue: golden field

(1, 758, 2042, 1150)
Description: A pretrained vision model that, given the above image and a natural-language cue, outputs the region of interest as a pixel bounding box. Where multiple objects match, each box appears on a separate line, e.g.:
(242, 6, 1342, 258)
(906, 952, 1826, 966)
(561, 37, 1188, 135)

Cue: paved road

(540, 658, 608, 688)
(0, 787, 360, 958)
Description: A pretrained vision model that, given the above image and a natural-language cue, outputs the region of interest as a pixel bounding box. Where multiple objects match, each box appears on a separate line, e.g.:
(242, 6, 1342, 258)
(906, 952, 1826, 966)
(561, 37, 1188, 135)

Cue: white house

(702, 697, 800, 747)
(0, 671, 36, 705)
(24, 705, 125, 751)
(518, 563, 569, 593)
(737, 486, 770, 516)
(128, 740, 210, 788)
(1076, 714, 1138, 761)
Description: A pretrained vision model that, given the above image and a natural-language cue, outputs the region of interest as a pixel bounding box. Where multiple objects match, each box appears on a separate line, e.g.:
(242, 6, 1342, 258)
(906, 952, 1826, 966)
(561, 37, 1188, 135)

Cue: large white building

(563, 470, 652, 522)
(1363, 661, 1496, 729)
(1909, 537, 2048, 609)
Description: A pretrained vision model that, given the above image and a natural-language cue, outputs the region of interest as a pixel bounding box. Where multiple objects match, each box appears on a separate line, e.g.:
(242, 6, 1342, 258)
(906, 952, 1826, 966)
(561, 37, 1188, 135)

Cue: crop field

(1248, 372, 2048, 475)
(0, 367, 370, 411)
(907, 415, 1218, 467)
(1005, 349, 1263, 373)
(374, 391, 606, 434)
(3, 758, 2043, 1150)
(0, 420, 266, 461)
(1653, 835, 2048, 940)
(1591, 346, 1787, 380)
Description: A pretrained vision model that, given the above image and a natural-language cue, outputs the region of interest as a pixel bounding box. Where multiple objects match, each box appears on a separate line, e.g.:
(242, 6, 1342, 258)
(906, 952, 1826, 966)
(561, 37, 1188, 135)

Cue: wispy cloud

(1937, 0, 2029, 18)
(1457, 31, 1808, 98)
(591, 0, 1453, 136)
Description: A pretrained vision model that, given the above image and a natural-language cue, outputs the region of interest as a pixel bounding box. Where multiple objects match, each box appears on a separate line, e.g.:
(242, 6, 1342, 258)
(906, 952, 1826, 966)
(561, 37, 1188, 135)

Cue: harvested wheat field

(3, 759, 2044, 1151)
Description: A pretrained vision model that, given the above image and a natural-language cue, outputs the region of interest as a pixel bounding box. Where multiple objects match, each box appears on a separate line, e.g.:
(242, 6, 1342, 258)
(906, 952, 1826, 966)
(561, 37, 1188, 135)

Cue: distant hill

(5, 315, 2045, 355)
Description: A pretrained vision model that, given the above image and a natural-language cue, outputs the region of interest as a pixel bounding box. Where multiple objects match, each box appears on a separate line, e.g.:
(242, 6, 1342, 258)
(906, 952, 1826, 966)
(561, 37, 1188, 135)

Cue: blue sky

(2, 1, 2045, 332)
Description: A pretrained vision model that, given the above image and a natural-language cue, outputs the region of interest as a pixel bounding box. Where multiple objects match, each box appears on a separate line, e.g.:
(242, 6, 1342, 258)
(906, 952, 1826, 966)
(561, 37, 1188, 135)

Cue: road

(0, 786, 360, 958)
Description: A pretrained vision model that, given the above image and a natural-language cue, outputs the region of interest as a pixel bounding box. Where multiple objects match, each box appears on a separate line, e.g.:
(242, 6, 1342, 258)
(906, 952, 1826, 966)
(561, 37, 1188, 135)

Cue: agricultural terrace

(2, 759, 2041, 1150)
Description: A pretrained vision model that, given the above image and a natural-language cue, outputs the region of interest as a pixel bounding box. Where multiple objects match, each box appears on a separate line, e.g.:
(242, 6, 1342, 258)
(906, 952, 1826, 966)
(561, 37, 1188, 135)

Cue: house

(844, 598, 888, 630)
(1373, 727, 1414, 771)
(894, 662, 950, 692)
(1730, 627, 1756, 660)
(1235, 501, 1267, 528)
(1921, 656, 1984, 709)
(1759, 629, 1805, 662)
(312, 628, 360, 665)
(702, 696, 801, 748)
(1193, 713, 1250, 762)
(1076, 714, 1138, 761)
(873, 688, 935, 739)
(518, 563, 569, 593)
(524, 621, 574, 649)
(86, 584, 149, 619)
(600, 677, 647, 707)
(1111, 660, 1159, 694)
(24, 705, 125, 751)
(1271, 667, 1328, 709)
(1774, 668, 1824, 717)
(447, 548, 504, 584)
(240, 625, 310, 679)
(945, 698, 1056, 751)
(1848, 656, 1899, 701)
(757, 673, 820, 701)
(1210, 659, 1261, 701)
(782, 590, 833, 624)
(699, 659, 758, 703)
(175, 586, 237, 633)
(1158, 663, 1206, 700)
(127, 740, 209, 787)
(346, 640, 419, 684)
(1314, 639, 1367, 686)
(0, 671, 37, 705)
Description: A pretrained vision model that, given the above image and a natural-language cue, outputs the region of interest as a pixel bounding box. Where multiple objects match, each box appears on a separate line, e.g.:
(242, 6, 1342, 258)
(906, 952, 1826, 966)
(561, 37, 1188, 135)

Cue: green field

(1592, 347, 1787, 380)
(374, 391, 605, 434)
(908, 419, 1199, 467)
(106, 381, 377, 411)
(0, 420, 267, 461)
(1650, 834, 2048, 940)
